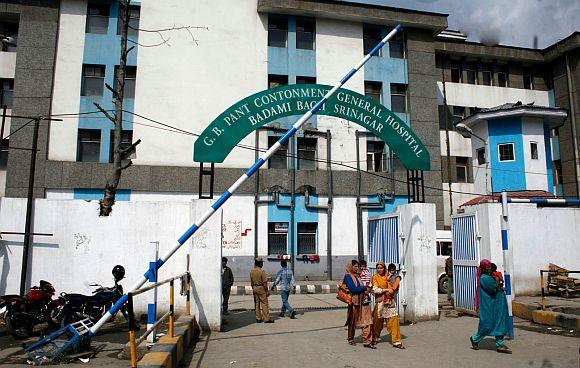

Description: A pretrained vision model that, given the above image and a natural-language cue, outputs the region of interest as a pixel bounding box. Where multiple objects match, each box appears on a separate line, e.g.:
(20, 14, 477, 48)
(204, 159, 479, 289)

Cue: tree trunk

(99, 0, 131, 216)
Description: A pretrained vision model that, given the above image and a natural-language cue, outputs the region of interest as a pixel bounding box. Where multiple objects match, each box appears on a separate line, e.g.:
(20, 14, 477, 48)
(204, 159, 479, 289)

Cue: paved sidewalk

(186, 294, 579, 368)
(227, 293, 346, 312)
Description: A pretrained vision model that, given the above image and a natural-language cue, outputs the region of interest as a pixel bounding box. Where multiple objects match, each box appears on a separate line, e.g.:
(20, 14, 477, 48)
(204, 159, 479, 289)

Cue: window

(297, 223, 317, 255)
(81, 65, 105, 96)
(363, 25, 382, 56)
(115, 66, 137, 98)
(498, 143, 515, 162)
(268, 135, 287, 169)
(268, 16, 287, 48)
(390, 84, 407, 113)
(296, 76, 316, 84)
(268, 222, 288, 255)
(364, 81, 382, 104)
(297, 137, 316, 170)
(109, 130, 133, 163)
(389, 31, 404, 58)
(437, 241, 452, 256)
(86, 3, 110, 34)
(476, 148, 486, 165)
(456, 156, 468, 183)
(296, 18, 315, 50)
(117, 5, 140, 37)
(497, 72, 507, 87)
(498, 72, 508, 87)
(77, 129, 101, 162)
(0, 21, 18, 52)
(0, 79, 13, 108)
(530, 142, 538, 160)
(482, 70, 492, 86)
(367, 140, 389, 172)
(466, 66, 477, 84)
(452, 106, 465, 125)
(268, 74, 288, 89)
(523, 72, 533, 90)
(0, 138, 7, 172)
(451, 68, 461, 83)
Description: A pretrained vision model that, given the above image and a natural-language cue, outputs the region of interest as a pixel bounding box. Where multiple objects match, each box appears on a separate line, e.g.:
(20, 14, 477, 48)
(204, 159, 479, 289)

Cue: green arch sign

(194, 84, 430, 170)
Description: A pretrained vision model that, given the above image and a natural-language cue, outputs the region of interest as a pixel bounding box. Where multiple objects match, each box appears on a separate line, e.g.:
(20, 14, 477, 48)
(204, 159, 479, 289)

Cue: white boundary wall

(396, 203, 438, 322)
(463, 203, 580, 296)
(0, 198, 222, 331)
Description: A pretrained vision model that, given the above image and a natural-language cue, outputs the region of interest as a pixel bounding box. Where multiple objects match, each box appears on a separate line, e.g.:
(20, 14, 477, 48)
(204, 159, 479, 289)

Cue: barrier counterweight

(85, 25, 402, 338)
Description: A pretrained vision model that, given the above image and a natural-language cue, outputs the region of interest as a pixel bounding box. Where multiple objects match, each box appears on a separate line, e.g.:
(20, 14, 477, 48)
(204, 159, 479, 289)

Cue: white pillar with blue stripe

(500, 191, 514, 339)
(85, 24, 403, 337)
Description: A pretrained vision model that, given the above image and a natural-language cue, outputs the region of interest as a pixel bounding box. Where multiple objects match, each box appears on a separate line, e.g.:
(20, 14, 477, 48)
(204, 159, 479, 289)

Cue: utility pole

(3, 115, 62, 295)
(441, 58, 454, 222)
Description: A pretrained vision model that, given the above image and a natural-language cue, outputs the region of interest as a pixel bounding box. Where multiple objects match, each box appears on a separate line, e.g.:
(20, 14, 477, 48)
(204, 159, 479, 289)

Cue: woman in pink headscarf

(470, 259, 511, 353)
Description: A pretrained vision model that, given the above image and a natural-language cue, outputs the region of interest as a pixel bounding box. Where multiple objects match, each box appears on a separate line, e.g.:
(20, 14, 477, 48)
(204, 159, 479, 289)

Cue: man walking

(222, 257, 234, 315)
(445, 255, 454, 303)
(271, 259, 297, 319)
(250, 257, 273, 323)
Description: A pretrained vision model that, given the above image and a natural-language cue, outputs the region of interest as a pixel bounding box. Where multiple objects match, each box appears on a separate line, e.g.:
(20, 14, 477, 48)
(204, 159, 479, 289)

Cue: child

(359, 260, 371, 287)
(359, 260, 372, 305)
(490, 263, 504, 290)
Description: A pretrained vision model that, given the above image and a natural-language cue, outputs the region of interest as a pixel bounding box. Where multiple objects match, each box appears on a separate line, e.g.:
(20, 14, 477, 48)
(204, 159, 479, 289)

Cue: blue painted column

(500, 191, 514, 339)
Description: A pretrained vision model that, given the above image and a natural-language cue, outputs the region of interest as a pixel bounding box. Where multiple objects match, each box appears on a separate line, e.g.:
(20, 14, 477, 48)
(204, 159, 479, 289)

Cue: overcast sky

(346, 0, 580, 48)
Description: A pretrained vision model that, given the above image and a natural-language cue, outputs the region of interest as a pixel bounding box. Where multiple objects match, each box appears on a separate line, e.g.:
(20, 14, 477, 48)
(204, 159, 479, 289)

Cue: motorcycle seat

(61, 293, 92, 302)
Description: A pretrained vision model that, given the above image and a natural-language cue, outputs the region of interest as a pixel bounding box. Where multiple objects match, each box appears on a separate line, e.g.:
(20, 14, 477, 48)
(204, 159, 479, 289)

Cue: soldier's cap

(255, 256, 264, 262)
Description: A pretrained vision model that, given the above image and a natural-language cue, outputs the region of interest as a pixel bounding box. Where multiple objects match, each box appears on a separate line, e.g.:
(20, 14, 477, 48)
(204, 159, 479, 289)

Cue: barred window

(268, 222, 288, 255)
(86, 3, 110, 34)
(77, 129, 101, 162)
(268, 16, 287, 48)
(297, 222, 317, 255)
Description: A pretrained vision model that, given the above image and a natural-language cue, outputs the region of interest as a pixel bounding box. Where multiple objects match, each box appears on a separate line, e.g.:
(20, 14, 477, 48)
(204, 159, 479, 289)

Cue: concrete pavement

(185, 294, 579, 368)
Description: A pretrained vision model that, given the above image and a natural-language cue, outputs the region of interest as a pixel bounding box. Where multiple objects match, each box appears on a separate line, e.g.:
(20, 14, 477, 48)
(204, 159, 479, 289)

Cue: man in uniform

(250, 257, 273, 323)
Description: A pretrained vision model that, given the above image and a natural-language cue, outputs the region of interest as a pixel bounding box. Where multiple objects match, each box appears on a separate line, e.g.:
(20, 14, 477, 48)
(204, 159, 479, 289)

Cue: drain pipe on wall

(290, 136, 296, 274)
(303, 128, 334, 280)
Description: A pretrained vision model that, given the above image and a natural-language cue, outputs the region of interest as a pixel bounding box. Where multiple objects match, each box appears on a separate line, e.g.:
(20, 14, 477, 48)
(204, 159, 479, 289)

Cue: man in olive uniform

(250, 257, 273, 323)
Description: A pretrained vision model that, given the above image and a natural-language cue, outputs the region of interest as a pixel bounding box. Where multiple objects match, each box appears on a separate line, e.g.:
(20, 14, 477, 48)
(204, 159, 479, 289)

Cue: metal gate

(451, 213, 480, 314)
(368, 214, 400, 267)
(368, 214, 402, 312)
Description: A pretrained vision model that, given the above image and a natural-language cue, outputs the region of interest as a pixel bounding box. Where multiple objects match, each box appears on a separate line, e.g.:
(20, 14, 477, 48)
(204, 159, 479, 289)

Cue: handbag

(337, 281, 353, 305)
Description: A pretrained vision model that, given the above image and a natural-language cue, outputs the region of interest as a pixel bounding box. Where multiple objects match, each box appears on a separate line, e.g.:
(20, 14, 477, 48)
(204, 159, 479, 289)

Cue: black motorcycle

(54, 265, 128, 326)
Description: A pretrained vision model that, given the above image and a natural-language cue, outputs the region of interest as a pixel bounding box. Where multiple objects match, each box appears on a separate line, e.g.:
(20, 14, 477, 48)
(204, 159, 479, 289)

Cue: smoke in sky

(348, 0, 580, 48)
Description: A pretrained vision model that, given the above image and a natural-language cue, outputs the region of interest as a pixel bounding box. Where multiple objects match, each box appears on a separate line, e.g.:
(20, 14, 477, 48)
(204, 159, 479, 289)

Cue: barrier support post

(169, 280, 175, 338)
(540, 270, 546, 311)
(186, 254, 191, 316)
(127, 293, 138, 368)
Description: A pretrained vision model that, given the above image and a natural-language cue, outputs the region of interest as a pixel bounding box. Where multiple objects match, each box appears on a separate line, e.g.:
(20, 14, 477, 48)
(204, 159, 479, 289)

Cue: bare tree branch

(128, 38, 171, 48)
(128, 24, 208, 47)
(120, 160, 133, 170)
(105, 83, 117, 98)
(93, 102, 116, 123)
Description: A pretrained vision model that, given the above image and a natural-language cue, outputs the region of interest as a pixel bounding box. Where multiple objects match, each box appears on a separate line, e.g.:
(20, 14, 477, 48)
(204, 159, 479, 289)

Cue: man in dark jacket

(222, 257, 234, 315)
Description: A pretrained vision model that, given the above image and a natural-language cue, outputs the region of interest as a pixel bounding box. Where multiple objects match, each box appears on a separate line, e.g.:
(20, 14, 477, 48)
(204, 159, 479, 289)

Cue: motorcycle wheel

(5, 312, 33, 339)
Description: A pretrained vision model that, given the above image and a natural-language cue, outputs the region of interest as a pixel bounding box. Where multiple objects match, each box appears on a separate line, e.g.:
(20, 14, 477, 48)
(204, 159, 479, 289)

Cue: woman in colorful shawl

(470, 259, 512, 354)
(383, 263, 404, 348)
(371, 261, 388, 345)
(344, 260, 374, 348)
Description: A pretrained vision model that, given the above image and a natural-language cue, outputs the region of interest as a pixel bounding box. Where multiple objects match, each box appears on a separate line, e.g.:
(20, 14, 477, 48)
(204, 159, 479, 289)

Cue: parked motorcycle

(54, 265, 128, 326)
(0, 280, 59, 338)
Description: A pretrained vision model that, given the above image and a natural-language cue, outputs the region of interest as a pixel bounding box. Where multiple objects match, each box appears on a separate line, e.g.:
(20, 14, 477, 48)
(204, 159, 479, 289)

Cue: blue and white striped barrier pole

(500, 191, 514, 339)
(507, 197, 580, 205)
(147, 241, 159, 343)
(85, 25, 403, 337)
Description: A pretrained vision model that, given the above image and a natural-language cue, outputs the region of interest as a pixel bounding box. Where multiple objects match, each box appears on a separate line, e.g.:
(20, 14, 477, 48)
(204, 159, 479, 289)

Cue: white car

(436, 230, 452, 294)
